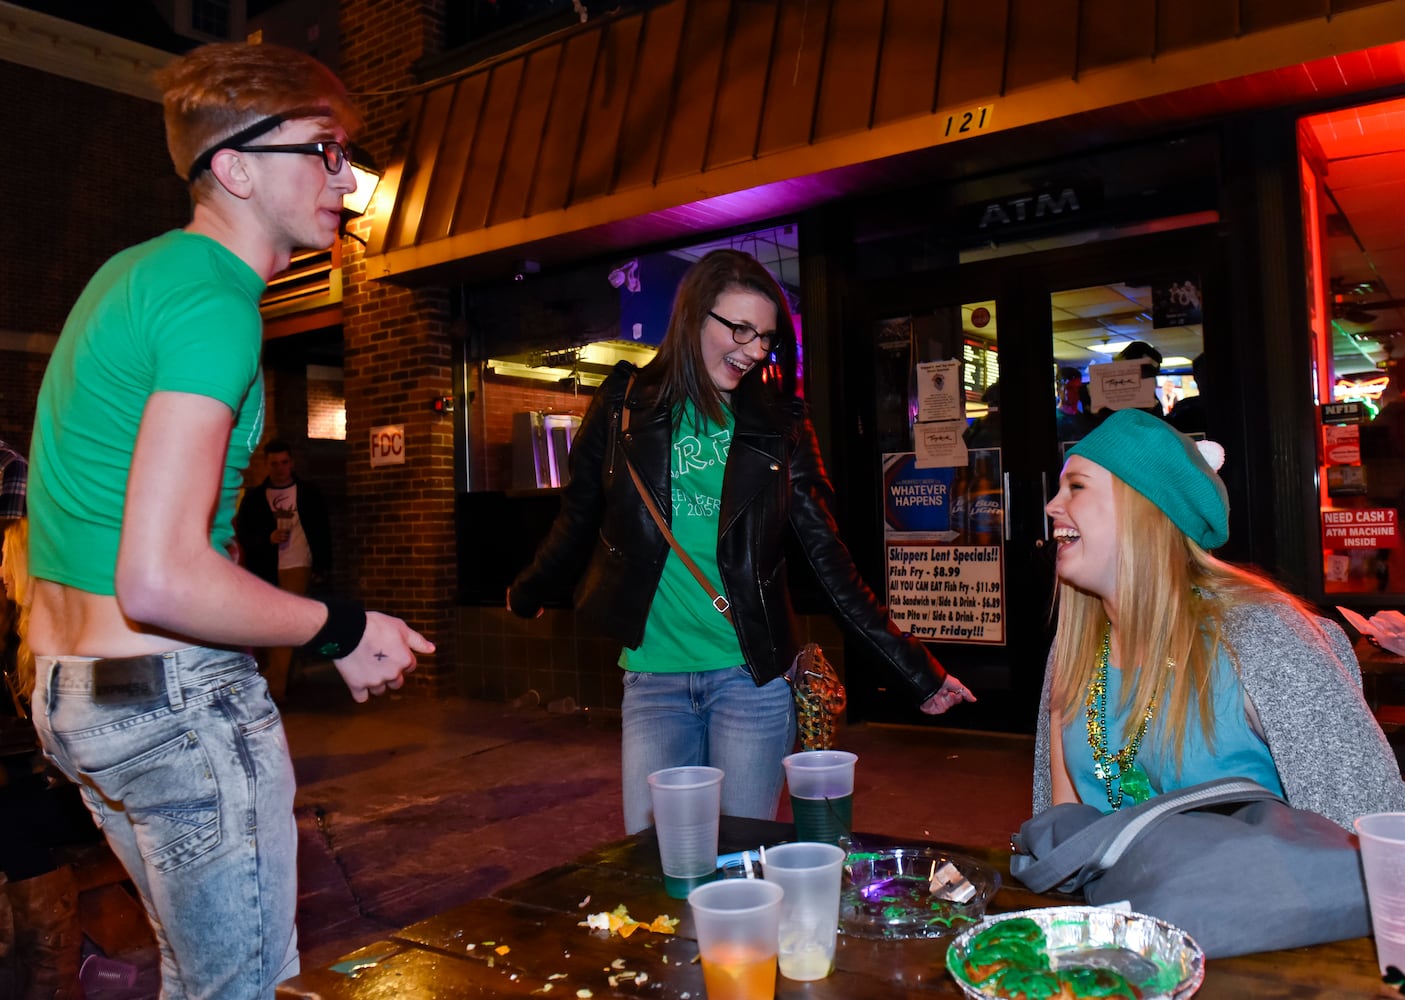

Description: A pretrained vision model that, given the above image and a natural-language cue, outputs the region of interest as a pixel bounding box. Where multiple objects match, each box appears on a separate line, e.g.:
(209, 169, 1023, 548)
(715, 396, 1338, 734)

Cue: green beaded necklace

(1084, 626, 1158, 810)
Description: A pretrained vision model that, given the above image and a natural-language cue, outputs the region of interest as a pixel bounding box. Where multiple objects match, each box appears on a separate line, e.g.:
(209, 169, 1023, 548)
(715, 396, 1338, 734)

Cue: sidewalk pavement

(86, 662, 1035, 998)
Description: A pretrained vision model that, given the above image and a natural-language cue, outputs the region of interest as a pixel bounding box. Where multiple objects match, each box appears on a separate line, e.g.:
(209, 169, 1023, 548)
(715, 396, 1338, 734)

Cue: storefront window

(467, 223, 801, 491)
(1300, 96, 1405, 595)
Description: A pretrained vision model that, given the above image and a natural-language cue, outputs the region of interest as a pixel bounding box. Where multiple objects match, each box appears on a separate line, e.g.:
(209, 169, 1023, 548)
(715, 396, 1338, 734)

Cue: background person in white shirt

(236, 438, 332, 699)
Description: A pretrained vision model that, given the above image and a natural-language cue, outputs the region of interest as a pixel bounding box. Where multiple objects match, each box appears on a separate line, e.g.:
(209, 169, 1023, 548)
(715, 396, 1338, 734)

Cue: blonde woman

(2, 518, 32, 709)
(1034, 408, 1404, 829)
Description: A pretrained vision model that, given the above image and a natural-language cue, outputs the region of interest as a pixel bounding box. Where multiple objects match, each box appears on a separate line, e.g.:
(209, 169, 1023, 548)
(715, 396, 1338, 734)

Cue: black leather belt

(62, 654, 169, 702)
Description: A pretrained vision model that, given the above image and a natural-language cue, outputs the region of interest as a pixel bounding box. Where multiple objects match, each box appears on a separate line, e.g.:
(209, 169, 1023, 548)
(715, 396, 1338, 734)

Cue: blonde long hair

(2, 517, 34, 701)
(1049, 478, 1311, 770)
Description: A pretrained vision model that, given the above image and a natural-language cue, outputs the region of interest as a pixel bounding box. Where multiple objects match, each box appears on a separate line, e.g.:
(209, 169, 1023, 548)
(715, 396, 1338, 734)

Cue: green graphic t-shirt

(622, 403, 744, 673)
(29, 230, 266, 594)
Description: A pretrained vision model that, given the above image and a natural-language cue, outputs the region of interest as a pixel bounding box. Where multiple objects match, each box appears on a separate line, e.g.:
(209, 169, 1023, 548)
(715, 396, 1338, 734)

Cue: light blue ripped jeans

(32, 648, 298, 1000)
(621, 666, 797, 835)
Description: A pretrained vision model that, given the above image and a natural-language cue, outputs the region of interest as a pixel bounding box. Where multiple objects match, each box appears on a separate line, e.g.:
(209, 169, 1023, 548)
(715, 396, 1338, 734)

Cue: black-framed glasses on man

(707, 310, 777, 353)
(225, 140, 347, 174)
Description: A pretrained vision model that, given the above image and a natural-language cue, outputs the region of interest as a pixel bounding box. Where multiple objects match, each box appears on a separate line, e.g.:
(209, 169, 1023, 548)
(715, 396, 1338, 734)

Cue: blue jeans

(621, 667, 797, 834)
(33, 648, 299, 999)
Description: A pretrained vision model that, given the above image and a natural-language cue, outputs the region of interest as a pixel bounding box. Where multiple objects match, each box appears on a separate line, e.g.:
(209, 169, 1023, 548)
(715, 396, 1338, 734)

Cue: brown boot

(9, 865, 84, 999)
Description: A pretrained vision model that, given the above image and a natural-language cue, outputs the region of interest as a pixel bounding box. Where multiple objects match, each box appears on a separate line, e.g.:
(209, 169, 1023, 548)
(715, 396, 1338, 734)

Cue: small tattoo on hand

(374, 652, 388, 661)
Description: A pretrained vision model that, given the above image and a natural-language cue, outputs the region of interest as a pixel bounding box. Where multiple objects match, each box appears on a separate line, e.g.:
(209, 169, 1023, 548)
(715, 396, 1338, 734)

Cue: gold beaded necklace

(1084, 626, 1159, 810)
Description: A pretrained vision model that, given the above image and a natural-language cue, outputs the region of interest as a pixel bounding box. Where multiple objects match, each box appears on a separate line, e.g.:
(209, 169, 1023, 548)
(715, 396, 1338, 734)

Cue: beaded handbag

(789, 643, 847, 751)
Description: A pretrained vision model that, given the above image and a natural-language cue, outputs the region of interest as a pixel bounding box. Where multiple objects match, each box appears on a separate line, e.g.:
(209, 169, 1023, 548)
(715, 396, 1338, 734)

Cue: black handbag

(1010, 777, 1372, 958)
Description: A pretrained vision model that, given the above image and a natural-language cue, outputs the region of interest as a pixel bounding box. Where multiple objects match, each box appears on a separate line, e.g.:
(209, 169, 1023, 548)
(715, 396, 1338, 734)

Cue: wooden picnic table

(275, 816, 1392, 998)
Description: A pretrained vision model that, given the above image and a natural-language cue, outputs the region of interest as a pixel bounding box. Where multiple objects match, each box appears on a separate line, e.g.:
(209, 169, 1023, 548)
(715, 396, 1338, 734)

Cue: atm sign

(1322, 508, 1398, 549)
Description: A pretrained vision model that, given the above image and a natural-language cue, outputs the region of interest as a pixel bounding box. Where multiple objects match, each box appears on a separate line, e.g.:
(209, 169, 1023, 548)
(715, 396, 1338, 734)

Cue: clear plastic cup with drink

(782, 750, 857, 846)
(688, 878, 783, 1000)
(1355, 812, 1405, 976)
(762, 841, 846, 981)
(647, 765, 723, 899)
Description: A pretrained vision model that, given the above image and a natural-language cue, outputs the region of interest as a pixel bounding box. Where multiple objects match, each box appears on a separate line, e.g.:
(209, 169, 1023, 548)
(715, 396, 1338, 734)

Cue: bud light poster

(882, 450, 1005, 645)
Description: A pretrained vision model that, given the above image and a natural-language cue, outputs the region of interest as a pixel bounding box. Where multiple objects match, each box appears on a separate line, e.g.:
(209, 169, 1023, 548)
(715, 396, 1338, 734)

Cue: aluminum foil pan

(945, 906, 1205, 1000)
(839, 847, 1000, 940)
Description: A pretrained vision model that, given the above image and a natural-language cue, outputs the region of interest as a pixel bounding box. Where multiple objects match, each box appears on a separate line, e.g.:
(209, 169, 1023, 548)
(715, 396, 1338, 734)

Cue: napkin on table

(1337, 607, 1405, 656)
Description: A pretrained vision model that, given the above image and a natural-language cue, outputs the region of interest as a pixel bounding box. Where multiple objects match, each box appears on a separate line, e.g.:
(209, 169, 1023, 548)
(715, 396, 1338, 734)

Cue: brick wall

(0, 348, 49, 452)
(0, 62, 187, 337)
(308, 371, 346, 440)
(339, 0, 458, 692)
(1, 60, 186, 457)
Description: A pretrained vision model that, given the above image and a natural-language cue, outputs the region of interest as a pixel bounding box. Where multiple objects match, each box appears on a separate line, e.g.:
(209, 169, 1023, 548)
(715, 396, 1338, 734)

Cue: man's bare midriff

(29, 580, 193, 658)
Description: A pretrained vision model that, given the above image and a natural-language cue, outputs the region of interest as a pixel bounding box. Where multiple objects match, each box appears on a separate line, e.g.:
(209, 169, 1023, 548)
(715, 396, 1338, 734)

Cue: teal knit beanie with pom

(1067, 409, 1229, 549)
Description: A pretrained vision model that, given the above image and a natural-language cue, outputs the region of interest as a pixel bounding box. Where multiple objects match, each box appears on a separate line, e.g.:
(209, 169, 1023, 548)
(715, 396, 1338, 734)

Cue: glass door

(840, 226, 1223, 734)
(841, 276, 1056, 734)
(874, 303, 1005, 643)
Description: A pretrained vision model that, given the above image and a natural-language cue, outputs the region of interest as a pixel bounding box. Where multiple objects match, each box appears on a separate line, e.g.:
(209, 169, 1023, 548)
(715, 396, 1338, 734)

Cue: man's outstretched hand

(334, 612, 434, 703)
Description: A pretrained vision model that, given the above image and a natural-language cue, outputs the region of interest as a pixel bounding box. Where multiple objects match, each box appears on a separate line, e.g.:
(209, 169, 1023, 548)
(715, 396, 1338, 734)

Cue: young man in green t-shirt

(26, 42, 433, 998)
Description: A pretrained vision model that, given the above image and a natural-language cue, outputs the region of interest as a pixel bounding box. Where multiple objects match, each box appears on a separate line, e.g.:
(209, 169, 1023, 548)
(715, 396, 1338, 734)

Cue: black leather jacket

(509, 363, 946, 702)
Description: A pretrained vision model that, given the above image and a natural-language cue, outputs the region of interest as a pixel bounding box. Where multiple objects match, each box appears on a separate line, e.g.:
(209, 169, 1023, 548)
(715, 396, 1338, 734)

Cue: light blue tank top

(1062, 644, 1284, 812)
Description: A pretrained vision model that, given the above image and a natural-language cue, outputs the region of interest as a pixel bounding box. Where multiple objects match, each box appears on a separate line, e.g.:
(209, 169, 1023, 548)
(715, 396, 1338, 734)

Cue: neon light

(1334, 374, 1389, 401)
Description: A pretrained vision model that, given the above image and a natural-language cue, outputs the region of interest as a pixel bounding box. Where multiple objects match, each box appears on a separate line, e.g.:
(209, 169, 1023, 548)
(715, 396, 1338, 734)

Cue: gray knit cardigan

(1032, 601, 1405, 830)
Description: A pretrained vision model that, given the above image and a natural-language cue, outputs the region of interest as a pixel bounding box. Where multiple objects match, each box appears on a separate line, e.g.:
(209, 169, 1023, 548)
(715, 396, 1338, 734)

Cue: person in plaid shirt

(0, 435, 25, 699)
(0, 437, 24, 527)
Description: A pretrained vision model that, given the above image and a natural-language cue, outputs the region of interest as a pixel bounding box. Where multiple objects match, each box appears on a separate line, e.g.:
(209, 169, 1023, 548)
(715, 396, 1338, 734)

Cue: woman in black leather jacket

(509, 250, 974, 833)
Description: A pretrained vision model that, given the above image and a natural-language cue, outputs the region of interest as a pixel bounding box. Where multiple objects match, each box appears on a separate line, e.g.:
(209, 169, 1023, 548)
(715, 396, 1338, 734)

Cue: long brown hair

(1049, 477, 1314, 771)
(644, 249, 795, 427)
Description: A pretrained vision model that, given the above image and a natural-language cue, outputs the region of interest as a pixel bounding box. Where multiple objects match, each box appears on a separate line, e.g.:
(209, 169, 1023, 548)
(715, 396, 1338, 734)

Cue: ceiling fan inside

(1333, 299, 1405, 325)
(1330, 278, 1405, 325)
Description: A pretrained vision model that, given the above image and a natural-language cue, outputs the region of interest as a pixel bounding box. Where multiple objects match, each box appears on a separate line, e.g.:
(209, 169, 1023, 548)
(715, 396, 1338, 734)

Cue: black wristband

(303, 598, 367, 659)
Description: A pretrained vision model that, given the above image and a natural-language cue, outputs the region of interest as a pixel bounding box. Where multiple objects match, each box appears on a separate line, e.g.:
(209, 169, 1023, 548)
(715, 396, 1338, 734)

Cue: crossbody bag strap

(620, 374, 733, 623)
(1013, 777, 1281, 894)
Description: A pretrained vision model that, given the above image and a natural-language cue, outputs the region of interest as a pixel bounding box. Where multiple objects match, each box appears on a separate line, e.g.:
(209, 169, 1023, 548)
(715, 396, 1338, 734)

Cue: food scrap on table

(580, 903, 680, 938)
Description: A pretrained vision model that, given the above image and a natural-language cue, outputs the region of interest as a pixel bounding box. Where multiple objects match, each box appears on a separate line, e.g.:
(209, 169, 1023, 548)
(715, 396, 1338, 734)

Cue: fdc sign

(370, 424, 405, 467)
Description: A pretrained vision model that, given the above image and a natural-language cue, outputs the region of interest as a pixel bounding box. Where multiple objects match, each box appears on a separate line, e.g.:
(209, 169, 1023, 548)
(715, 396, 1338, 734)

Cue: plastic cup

(688, 878, 783, 1000)
(762, 841, 846, 981)
(1355, 812, 1405, 976)
(783, 750, 857, 846)
(79, 954, 138, 989)
(647, 765, 723, 899)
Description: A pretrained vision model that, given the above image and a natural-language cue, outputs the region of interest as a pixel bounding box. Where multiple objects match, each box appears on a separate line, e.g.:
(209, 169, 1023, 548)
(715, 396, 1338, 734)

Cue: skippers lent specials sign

(881, 451, 1005, 644)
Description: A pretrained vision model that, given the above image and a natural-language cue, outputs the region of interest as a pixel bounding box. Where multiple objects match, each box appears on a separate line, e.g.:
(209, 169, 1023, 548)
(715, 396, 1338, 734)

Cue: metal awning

(363, 0, 1405, 285)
